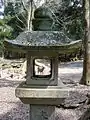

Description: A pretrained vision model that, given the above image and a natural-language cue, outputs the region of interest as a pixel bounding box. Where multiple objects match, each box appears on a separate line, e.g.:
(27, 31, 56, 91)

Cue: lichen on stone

(8, 31, 72, 47)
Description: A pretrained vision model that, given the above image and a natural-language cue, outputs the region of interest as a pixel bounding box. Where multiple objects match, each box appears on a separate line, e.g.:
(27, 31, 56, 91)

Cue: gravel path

(0, 58, 83, 120)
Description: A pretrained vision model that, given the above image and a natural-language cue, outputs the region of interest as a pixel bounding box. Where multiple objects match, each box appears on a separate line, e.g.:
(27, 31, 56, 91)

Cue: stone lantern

(4, 6, 82, 120)
(4, 31, 70, 120)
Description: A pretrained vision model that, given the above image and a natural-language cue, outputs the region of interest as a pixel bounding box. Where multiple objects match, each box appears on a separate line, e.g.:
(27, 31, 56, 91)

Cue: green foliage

(4, 1, 28, 38)
(4, 2, 15, 16)
(0, 19, 14, 51)
(55, 0, 84, 40)
(4, 0, 84, 40)
(0, 19, 13, 38)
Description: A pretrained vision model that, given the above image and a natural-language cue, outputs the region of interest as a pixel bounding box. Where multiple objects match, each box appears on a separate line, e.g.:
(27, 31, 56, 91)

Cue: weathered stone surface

(4, 31, 82, 54)
(30, 105, 55, 120)
(34, 7, 52, 18)
(32, 18, 54, 31)
(5, 31, 72, 46)
(15, 82, 69, 105)
(5, 31, 81, 47)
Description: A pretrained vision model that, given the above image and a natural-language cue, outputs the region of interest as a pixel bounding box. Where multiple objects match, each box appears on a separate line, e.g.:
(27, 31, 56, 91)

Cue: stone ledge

(15, 82, 69, 104)
(15, 83, 69, 99)
(15, 82, 90, 106)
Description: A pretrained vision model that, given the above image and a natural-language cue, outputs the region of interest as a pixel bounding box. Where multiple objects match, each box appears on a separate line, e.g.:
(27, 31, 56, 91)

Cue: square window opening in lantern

(33, 58, 52, 78)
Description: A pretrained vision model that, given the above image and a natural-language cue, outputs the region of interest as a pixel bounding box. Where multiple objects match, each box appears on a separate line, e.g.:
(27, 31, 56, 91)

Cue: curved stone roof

(4, 31, 82, 52)
(5, 31, 72, 46)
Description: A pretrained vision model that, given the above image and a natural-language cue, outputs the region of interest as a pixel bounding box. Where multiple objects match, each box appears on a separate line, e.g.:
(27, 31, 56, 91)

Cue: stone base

(30, 105, 55, 120)
(15, 82, 69, 105)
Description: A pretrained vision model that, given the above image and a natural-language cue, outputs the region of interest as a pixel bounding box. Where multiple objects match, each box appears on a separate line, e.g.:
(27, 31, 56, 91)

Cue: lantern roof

(4, 31, 82, 53)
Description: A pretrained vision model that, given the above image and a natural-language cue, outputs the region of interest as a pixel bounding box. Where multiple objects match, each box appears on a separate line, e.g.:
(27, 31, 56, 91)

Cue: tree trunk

(80, 0, 90, 85)
(27, 0, 33, 31)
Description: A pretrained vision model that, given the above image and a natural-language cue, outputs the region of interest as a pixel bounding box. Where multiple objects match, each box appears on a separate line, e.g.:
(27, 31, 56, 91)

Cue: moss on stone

(5, 31, 72, 47)
(4, 31, 82, 53)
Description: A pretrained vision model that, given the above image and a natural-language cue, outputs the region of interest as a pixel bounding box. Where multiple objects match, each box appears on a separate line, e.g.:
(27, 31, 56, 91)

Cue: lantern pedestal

(30, 105, 55, 120)
(15, 82, 69, 120)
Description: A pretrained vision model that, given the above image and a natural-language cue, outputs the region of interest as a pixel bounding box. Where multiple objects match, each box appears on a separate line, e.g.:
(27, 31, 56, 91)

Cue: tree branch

(15, 14, 26, 28)
(21, 0, 28, 12)
(16, 24, 25, 31)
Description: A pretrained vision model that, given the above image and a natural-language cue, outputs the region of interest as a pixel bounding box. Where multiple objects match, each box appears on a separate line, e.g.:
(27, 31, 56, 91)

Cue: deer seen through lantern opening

(34, 59, 51, 77)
